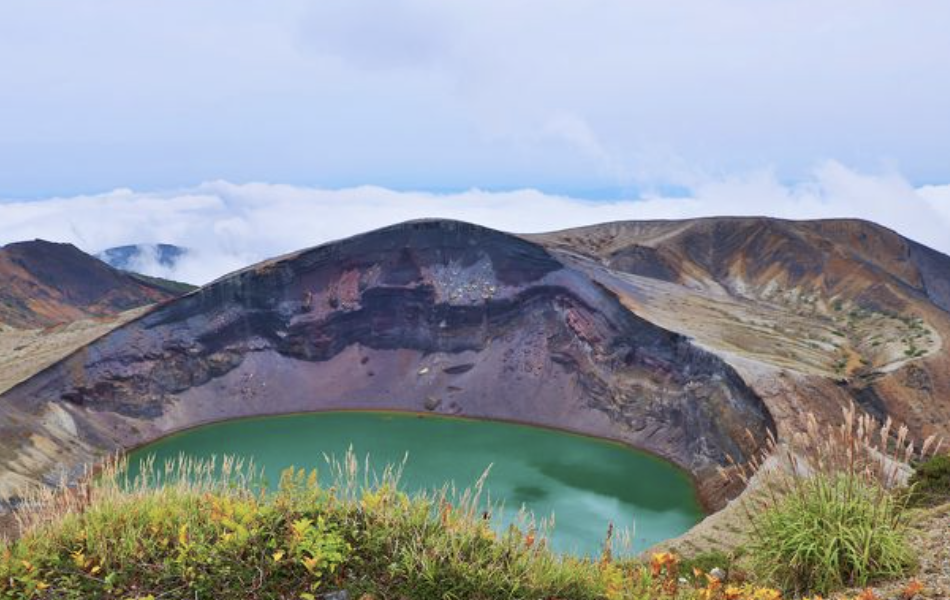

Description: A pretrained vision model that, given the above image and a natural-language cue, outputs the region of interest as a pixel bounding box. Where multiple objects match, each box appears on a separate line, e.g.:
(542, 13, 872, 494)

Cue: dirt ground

(0, 307, 147, 395)
(863, 502, 950, 600)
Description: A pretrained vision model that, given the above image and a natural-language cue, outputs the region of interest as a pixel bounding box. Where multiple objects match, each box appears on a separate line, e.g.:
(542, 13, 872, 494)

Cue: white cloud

(540, 112, 629, 184)
(1, 1, 949, 193)
(1, 163, 947, 285)
(299, 0, 456, 71)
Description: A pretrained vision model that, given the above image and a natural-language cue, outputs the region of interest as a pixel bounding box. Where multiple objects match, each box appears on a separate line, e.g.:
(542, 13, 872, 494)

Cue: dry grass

(726, 403, 943, 595)
(1, 449, 897, 600)
(731, 403, 943, 494)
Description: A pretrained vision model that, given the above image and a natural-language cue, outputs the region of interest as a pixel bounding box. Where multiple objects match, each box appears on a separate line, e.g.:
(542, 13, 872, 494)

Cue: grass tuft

(0, 452, 611, 599)
(748, 473, 913, 594)
(730, 403, 941, 595)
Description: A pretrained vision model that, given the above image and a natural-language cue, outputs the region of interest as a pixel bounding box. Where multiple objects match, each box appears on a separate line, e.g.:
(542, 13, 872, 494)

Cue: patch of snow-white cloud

(1, 163, 948, 285)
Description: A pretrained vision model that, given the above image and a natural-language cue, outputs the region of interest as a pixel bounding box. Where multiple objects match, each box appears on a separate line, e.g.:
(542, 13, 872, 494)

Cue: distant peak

(96, 243, 190, 271)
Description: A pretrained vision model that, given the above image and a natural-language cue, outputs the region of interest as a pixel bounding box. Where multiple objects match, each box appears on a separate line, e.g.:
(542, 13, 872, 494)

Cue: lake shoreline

(128, 410, 706, 555)
(124, 407, 712, 513)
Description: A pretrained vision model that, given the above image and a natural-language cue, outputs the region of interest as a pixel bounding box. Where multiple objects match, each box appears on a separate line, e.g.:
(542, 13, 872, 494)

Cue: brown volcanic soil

(529, 217, 950, 443)
(0, 240, 186, 403)
(0, 240, 178, 329)
(0, 241, 185, 499)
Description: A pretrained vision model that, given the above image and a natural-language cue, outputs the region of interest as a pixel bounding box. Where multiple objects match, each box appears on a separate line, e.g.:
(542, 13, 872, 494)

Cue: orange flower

(856, 589, 880, 600)
(901, 580, 924, 600)
(650, 551, 677, 576)
(524, 530, 536, 549)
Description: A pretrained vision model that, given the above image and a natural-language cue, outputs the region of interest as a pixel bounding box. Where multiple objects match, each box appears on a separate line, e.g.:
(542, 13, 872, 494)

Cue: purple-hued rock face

(0, 220, 773, 508)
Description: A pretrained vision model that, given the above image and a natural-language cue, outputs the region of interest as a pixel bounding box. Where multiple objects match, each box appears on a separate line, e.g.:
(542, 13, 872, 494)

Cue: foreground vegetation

(731, 406, 944, 596)
(0, 454, 770, 600)
(1, 405, 946, 599)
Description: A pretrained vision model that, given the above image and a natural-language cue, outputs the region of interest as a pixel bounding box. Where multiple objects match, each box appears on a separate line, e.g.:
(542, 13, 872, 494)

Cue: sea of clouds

(1, 162, 948, 285)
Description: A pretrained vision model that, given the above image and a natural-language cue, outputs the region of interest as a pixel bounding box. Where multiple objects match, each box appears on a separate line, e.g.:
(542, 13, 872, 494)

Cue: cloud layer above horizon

(1, 1, 949, 196)
(1, 163, 948, 285)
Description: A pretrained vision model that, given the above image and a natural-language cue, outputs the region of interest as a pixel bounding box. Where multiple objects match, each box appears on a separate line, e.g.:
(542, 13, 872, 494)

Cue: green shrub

(0, 483, 350, 599)
(5, 444, 925, 600)
(908, 453, 950, 507)
(733, 404, 934, 596)
(748, 473, 913, 594)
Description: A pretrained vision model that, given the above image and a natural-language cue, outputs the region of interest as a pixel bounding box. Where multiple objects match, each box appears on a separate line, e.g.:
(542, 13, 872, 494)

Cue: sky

(1, 1, 949, 283)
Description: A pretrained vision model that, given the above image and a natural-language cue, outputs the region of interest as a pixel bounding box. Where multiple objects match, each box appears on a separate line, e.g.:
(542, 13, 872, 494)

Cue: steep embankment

(0, 221, 772, 507)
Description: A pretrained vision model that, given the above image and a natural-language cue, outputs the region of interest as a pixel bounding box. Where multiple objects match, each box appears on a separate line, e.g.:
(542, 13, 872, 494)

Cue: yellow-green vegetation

(733, 405, 943, 597)
(0, 454, 837, 600)
(907, 454, 950, 507)
(1, 409, 941, 600)
(3, 455, 602, 600)
(748, 474, 912, 594)
(0, 453, 769, 600)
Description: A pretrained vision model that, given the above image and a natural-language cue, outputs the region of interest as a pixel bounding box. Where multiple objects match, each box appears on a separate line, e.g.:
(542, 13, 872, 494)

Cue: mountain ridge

(1, 217, 948, 513)
(531, 217, 950, 440)
(0, 240, 180, 329)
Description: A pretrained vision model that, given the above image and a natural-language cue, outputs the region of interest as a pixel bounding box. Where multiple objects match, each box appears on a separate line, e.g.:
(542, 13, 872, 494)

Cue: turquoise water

(128, 412, 704, 555)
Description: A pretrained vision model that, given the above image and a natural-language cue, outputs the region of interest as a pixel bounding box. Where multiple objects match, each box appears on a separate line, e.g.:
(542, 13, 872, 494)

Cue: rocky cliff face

(0, 221, 773, 508)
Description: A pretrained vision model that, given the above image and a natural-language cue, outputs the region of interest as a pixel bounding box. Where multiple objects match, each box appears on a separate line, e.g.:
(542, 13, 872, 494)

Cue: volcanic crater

(2, 217, 949, 516)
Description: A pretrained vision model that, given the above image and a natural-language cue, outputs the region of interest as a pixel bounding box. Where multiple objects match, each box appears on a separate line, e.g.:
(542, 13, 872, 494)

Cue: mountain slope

(531, 218, 950, 313)
(0, 240, 179, 328)
(0, 241, 189, 397)
(530, 217, 950, 440)
(0, 221, 772, 507)
(1, 217, 948, 514)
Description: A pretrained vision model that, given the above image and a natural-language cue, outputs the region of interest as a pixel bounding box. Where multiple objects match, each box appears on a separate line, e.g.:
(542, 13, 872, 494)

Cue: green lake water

(128, 412, 704, 555)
